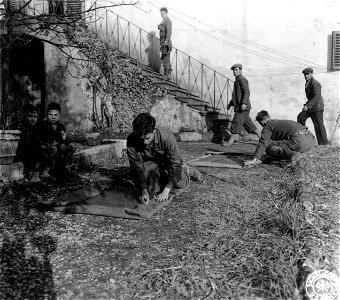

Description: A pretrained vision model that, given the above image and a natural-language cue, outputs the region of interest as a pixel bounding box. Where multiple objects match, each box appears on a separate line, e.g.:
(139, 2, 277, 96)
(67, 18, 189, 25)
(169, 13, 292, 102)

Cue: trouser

(266, 131, 315, 159)
(297, 110, 328, 145)
(41, 143, 76, 172)
(21, 146, 41, 173)
(231, 110, 258, 135)
(162, 52, 171, 77)
(142, 161, 190, 196)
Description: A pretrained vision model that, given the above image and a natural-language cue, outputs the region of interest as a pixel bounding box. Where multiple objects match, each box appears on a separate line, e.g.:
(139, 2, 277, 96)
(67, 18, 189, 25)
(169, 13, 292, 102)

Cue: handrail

(88, 8, 234, 114)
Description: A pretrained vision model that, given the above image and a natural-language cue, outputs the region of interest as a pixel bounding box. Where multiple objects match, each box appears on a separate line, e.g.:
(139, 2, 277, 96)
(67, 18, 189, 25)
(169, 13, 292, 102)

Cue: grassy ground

(0, 142, 338, 300)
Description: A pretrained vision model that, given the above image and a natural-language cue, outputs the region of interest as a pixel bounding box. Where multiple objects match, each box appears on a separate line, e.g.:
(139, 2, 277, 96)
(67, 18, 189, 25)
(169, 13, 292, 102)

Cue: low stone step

(73, 141, 126, 169)
(169, 89, 199, 98)
(189, 103, 220, 112)
(176, 96, 208, 106)
(153, 81, 177, 89)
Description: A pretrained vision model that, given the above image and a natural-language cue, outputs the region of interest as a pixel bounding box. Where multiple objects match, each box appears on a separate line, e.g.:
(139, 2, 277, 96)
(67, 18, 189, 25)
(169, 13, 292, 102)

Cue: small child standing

(40, 102, 75, 180)
(17, 105, 42, 182)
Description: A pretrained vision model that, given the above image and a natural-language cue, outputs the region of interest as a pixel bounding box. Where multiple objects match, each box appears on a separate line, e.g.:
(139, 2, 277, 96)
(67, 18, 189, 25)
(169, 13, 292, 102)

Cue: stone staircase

(116, 50, 230, 120)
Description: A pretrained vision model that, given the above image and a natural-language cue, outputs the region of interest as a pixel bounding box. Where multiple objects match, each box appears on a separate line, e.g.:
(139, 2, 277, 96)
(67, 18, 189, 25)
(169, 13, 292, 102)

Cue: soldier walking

(297, 67, 328, 145)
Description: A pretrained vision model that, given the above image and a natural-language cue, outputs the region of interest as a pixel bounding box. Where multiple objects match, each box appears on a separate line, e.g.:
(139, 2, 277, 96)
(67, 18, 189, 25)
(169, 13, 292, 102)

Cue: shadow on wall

(0, 193, 57, 299)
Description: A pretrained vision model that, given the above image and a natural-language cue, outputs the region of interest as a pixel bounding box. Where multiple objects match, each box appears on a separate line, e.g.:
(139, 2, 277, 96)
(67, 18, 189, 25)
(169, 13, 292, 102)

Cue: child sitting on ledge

(17, 104, 42, 182)
(40, 102, 75, 180)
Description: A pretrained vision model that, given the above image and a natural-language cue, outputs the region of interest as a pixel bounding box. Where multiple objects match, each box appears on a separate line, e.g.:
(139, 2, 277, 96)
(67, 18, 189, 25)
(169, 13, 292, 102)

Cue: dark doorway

(11, 36, 46, 116)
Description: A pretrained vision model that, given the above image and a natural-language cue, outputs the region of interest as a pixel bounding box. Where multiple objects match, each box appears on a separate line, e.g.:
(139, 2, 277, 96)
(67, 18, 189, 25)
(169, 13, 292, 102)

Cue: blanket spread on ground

(187, 152, 253, 168)
(38, 177, 176, 220)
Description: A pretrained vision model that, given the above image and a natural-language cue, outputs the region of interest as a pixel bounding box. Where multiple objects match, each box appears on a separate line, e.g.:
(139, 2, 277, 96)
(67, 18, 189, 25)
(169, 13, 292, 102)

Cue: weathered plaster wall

(151, 95, 206, 133)
(110, 0, 340, 145)
(44, 44, 206, 134)
(44, 43, 93, 133)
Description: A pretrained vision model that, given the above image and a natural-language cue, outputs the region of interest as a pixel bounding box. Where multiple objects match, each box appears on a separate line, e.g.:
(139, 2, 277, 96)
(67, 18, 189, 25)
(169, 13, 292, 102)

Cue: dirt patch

(0, 143, 338, 299)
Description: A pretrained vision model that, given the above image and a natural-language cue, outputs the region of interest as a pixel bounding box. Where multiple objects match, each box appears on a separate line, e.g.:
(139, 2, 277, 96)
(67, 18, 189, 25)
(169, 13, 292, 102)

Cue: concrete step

(176, 96, 208, 106)
(190, 104, 220, 112)
(153, 80, 177, 89)
(169, 89, 199, 98)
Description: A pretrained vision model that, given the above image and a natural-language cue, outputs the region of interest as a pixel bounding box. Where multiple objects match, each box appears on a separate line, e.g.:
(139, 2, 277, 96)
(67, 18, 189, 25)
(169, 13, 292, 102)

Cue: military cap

(231, 63, 242, 70)
(302, 67, 313, 74)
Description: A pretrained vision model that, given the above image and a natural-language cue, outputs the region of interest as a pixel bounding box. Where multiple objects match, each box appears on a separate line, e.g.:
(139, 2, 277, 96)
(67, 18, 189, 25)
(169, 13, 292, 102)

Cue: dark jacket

(254, 119, 308, 158)
(229, 74, 251, 112)
(304, 77, 324, 111)
(17, 122, 41, 159)
(40, 120, 69, 146)
(127, 126, 183, 191)
(158, 16, 172, 49)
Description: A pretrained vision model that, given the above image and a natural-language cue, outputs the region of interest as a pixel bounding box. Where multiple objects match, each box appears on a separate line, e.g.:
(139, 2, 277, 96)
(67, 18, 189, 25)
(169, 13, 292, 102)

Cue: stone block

(0, 162, 24, 181)
(179, 132, 202, 142)
(73, 141, 127, 169)
(102, 139, 127, 158)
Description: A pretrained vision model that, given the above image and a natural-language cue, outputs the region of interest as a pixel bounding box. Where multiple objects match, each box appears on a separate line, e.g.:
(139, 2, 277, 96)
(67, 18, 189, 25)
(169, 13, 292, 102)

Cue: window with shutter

(9, 0, 27, 12)
(48, 0, 65, 16)
(331, 31, 340, 70)
(66, 0, 84, 21)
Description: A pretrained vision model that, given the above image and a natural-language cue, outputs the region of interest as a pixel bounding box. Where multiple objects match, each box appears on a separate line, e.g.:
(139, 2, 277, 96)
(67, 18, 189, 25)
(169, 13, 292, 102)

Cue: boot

(222, 134, 240, 147)
(30, 171, 41, 183)
(186, 165, 203, 182)
(266, 145, 284, 158)
(287, 152, 303, 167)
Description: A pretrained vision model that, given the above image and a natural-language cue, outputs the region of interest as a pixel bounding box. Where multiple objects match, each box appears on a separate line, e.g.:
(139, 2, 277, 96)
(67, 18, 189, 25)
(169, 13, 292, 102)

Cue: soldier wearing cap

(158, 7, 172, 80)
(297, 67, 328, 145)
(224, 63, 260, 147)
(244, 110, 316, 168)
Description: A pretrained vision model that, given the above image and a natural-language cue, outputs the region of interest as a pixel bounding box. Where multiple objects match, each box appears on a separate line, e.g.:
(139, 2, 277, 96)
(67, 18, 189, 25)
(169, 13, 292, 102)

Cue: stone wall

(150, 95, 207, 133)
(44, 43, 93, 133)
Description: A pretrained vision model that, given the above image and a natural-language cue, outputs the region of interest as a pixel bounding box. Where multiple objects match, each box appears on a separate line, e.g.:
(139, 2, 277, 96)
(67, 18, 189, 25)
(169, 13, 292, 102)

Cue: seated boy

(17, 105, 42, 182)
(127, 113, 202, 204)
(40, 102, 75, 179)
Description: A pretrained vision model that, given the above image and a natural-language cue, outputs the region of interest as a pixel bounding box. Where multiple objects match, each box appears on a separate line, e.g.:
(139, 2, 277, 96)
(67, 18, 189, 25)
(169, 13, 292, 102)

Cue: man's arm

(164, 18, 172, 43)
(164, 133, 183, 190)
(127, 135, 147, 191)
(305, 81, 321, 110)
(253, 125, 272, 159)
(239, 77, 250, 106)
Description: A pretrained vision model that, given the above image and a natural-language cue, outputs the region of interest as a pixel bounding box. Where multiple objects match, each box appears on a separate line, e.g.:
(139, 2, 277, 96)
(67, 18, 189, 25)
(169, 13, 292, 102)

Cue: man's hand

(241, 104, 247, 111)
(244, 157, 262, 168)
(302, 105, 308, 112)
(139, 189, 150, 205)
(156, 187, 170, 203)
(61, 131, 67, 140)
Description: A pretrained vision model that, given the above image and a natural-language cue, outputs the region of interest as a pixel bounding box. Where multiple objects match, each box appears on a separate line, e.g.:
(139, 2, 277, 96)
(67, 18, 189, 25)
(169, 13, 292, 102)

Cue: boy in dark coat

(17, 105, 42, 182)
(40, 102, 75, 179)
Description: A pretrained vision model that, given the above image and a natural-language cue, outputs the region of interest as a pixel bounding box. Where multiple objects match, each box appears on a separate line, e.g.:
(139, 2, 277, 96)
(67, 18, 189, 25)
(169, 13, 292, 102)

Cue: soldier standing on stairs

(158, 7, 172, 80)
(223, 63, 261, 147)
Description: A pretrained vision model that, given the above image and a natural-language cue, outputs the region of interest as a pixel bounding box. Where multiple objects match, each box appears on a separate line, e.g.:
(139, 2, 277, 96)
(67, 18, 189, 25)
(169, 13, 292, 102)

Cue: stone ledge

(178, 132, 203, 142)
(74, 140, 127, 169)
(0, 162, 24, 181)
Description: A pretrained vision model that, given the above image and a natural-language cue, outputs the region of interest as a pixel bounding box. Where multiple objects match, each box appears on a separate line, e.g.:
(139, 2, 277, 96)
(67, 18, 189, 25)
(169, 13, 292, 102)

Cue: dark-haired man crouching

(127, 113, 202, 204)
(244, 110, 316, 168)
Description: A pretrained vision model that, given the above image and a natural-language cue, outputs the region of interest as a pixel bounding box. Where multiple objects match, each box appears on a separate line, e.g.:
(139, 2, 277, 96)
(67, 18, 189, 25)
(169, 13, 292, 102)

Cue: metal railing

(87, 7, 233, 113)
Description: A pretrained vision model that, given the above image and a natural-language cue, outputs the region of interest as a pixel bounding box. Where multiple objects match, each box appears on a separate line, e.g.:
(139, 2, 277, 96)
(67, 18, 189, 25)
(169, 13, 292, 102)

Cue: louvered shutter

(331, 31, 340, 70)
(66, 0, 83, 21)
(9, 0, 26, 10)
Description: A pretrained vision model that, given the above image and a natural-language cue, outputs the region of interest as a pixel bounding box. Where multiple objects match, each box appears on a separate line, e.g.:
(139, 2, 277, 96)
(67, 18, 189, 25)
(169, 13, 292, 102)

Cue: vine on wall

(68, 28, 166, 132)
